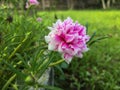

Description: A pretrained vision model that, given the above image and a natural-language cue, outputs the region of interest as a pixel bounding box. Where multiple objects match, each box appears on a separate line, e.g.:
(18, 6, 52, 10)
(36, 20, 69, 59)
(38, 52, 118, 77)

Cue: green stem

(12, 84, 18, 90)
(38, 52, 54, 78)
(23, 45, 47, 52)
(2, 74, 16, 90)
(13, 61, 22, 68)
(8, 32, 31, 60)
(49, 60, 64, 67)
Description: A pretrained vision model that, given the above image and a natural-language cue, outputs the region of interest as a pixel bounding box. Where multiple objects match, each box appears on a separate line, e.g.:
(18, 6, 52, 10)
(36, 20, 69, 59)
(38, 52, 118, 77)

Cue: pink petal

(48, 42, 56, 50)
(58, 42, 64, 52)
(65, 34, 74, 43)
(76, 51, 83, 58)
(54, 35, 62, 43)
(45, 36, 50, 43)
(63, 53, 73, 64)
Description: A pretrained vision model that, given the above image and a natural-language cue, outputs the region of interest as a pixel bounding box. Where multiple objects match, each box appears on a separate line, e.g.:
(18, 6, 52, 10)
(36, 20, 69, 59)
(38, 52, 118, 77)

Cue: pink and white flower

(26, 0, 39, 9)
(45, 17, 90, 64)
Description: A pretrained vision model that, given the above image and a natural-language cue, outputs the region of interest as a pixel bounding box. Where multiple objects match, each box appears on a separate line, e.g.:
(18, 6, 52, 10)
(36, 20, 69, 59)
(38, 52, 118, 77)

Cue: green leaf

(61, 62, 69, 69)
(2, 60, 26, 78)
(88, 36, 109, 46)
(85, 22, 89, 33)
(88, 31, 96, 43)
(55, 65, 64, 75)
(38, 52, 55, 78)
(15, 53, 29, 69)
(2, 74, 16, 90)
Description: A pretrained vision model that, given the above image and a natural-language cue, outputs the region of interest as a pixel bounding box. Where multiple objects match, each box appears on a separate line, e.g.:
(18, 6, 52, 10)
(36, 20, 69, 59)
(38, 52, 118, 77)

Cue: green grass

(38, 10, 120, 90)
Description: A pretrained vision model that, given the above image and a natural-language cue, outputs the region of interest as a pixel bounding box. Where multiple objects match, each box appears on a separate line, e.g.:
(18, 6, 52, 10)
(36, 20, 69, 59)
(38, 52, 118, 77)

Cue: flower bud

(25, 75, 34, 85)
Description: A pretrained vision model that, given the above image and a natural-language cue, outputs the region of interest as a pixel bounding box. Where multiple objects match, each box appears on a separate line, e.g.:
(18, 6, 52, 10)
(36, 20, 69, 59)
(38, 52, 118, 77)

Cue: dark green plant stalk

(37, 58, 51, 78)
(8, 32, 31, 60)
(2, 59, 26, 89)
(49, 59, 64, 67)
(88, 36, 110, 46)
(38, 52, 55, 78)
(88, 31, 96, 42)
(23, 45, 47, 52)
(2, 74, 16, 90)
(12, 84, 18, 90)
(2, 60, 26, 78)
(13, 61, 22, 68)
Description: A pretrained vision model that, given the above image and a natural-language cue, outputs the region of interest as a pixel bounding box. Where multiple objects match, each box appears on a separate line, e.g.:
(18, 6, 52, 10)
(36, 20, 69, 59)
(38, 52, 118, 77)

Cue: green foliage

(0, 7, 61, 89)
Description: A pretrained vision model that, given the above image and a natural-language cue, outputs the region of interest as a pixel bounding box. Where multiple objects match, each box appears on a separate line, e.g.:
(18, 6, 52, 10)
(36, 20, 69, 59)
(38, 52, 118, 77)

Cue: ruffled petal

(62, 53, 73, 64)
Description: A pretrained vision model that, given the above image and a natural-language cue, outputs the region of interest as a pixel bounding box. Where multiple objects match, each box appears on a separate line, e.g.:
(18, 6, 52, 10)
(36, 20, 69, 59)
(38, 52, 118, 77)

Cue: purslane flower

(36, 17, 42, 22)
(45, 17, 90, 64)
(29, 0, 39, 5)
(26, 0, 39, 9)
